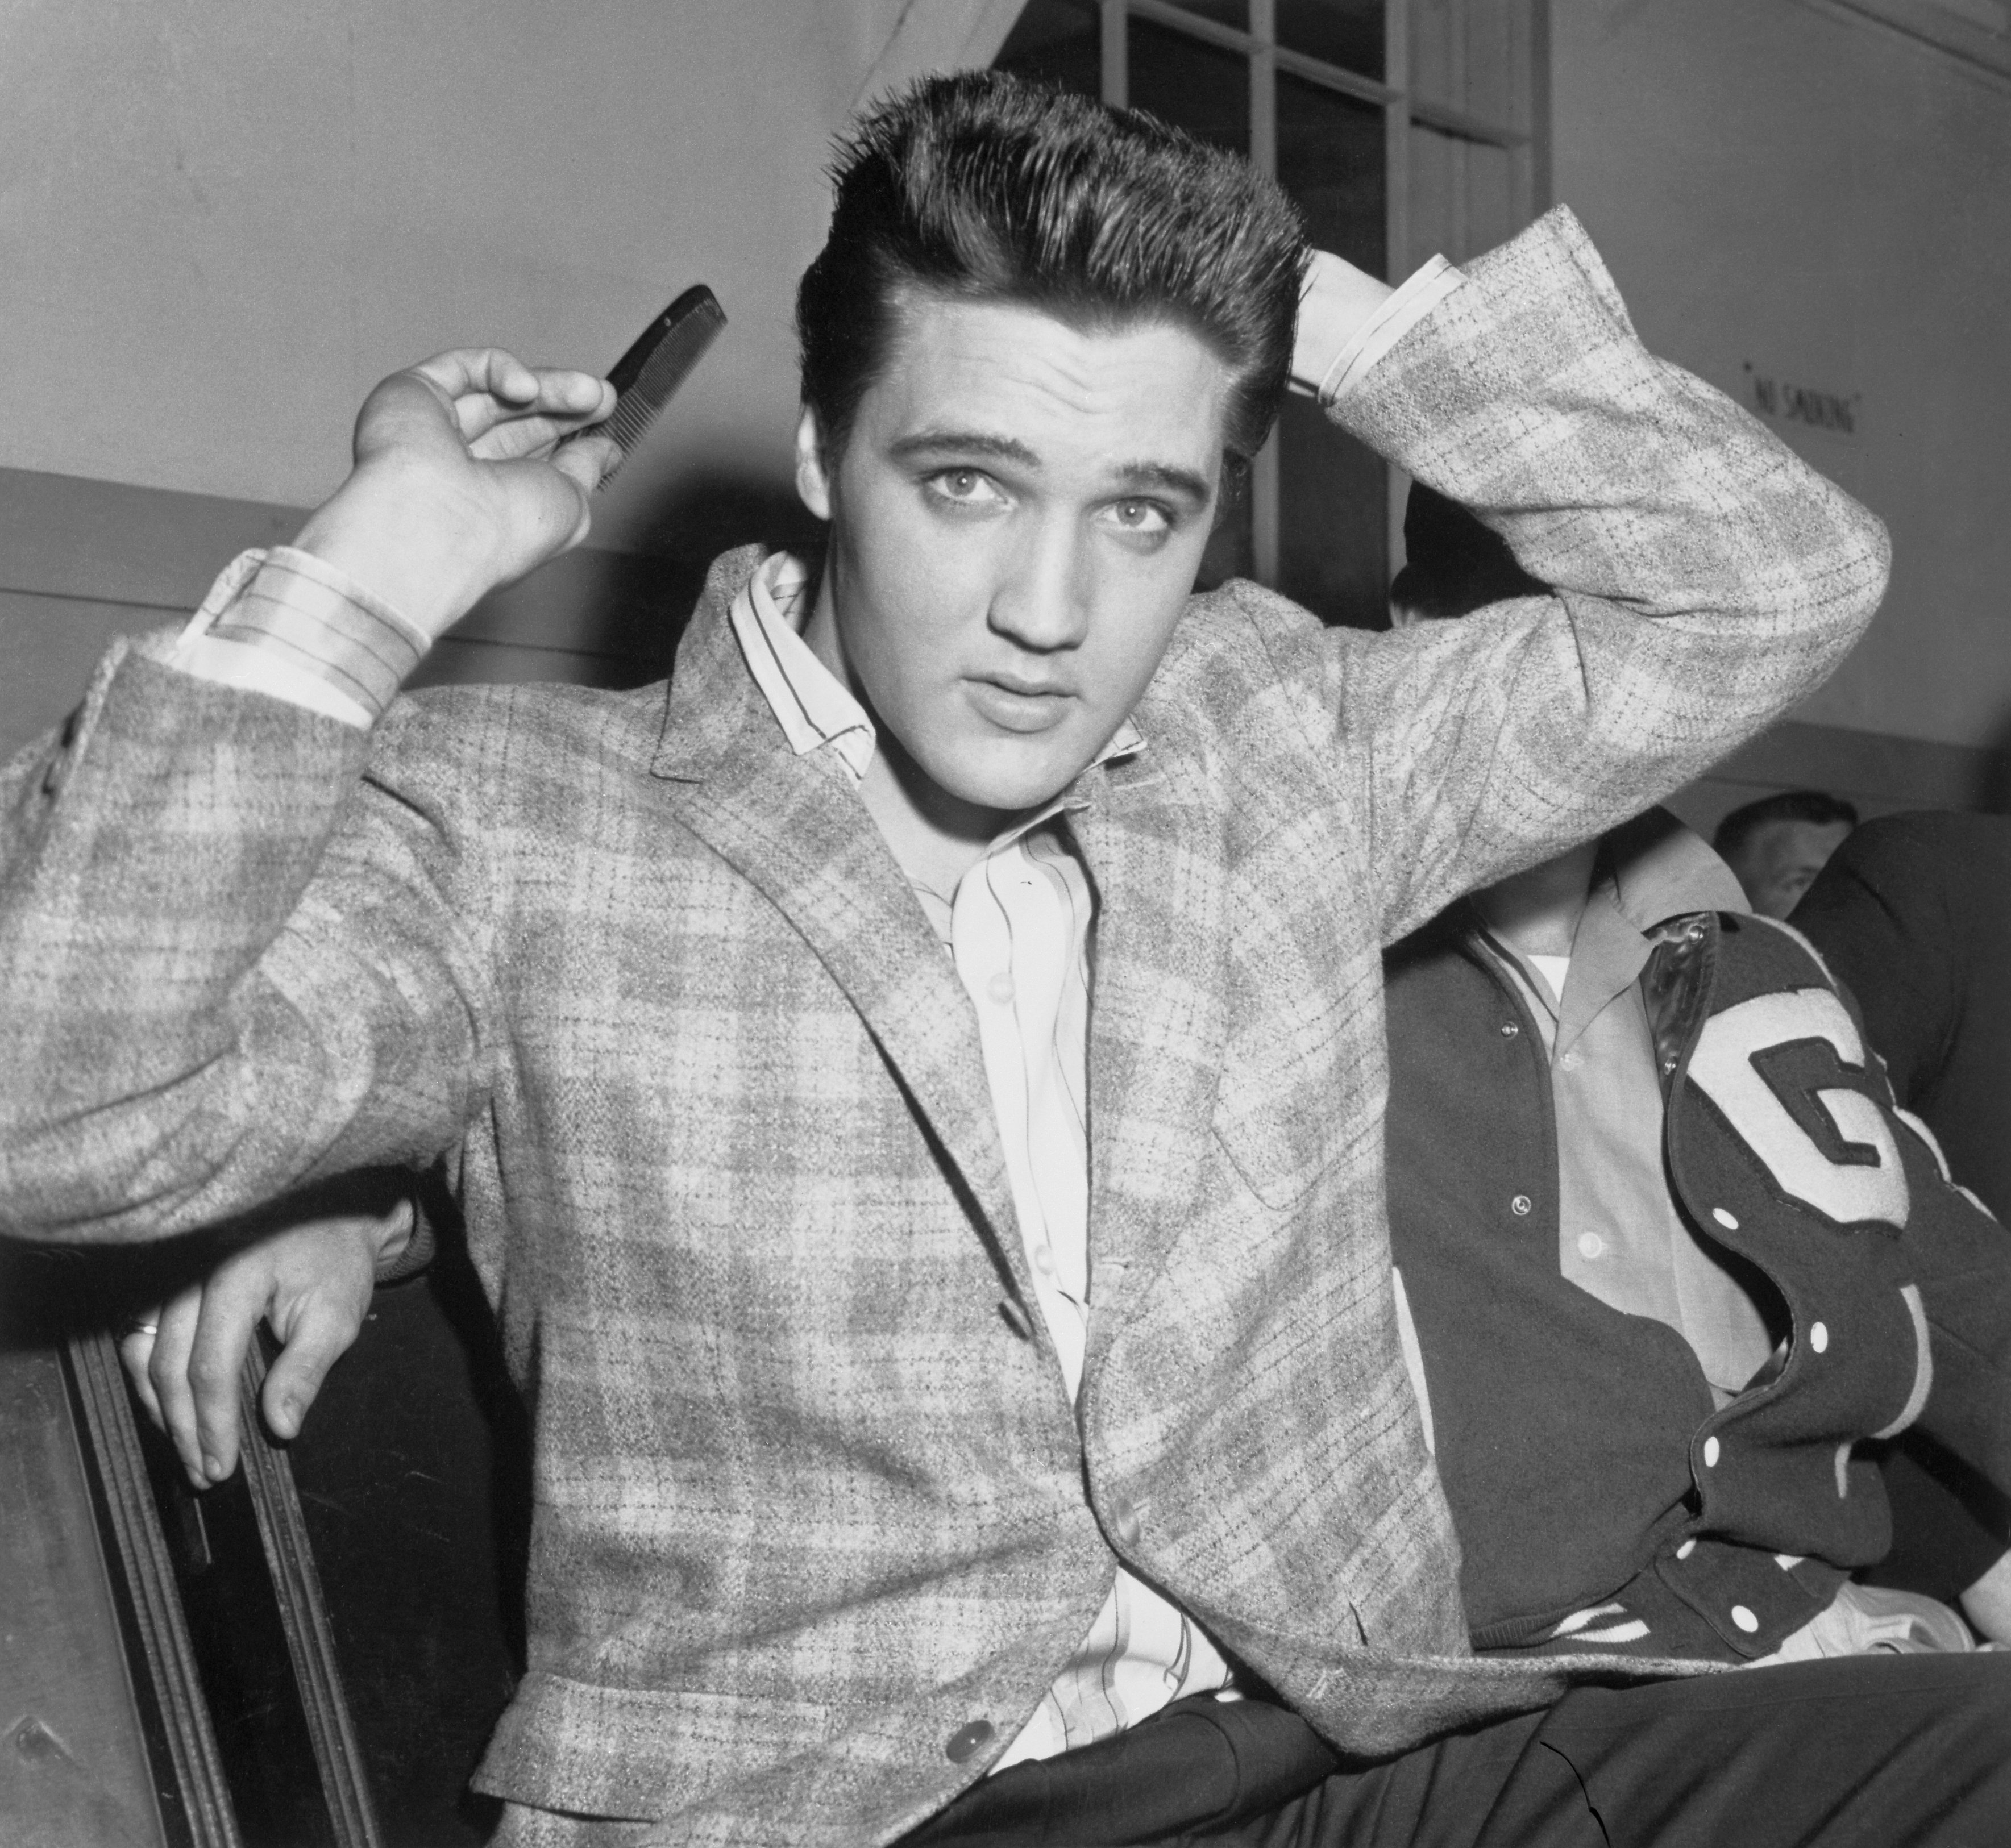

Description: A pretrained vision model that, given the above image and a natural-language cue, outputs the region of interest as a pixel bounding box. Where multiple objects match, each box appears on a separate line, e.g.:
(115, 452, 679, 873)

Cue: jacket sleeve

(1886, 1102, 2011, 1502)
(1253, 206, 1890, 944)
(0, 629, 494, 1247)
(1794, 948, 2011, 1514)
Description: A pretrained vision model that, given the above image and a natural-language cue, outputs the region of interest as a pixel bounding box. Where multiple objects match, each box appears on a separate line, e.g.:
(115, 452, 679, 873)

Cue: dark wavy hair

(796, 70, 1308, 473)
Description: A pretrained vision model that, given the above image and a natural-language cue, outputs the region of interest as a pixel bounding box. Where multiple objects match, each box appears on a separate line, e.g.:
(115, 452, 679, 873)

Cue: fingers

(354, 352, 609, 465)
(468, 381, 617, 461)
(118, 1312, 166, 1431)
(464, 377, 615, 457)
(407, 347, 542, 422)
(261, 1289, 370, 1442)
(143, 1283, 221, 1488)
(115, 1212, 396, 1492)
(551, 432, 622, 509)
(405, 349, 610, 448)
(184, 1257, 275, 1485)
(258, 1211, 385, 1441)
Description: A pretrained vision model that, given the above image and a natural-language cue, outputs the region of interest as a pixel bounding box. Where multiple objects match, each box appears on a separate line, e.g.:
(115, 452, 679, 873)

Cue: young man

(1713, 788, 1858, 918)
(0, 71, 1960, 1847)
(1382, 802, 2011, 1655)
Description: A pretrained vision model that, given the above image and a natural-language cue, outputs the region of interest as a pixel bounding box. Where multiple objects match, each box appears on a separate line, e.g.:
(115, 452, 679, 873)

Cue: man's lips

(965, 672, 1074, 734)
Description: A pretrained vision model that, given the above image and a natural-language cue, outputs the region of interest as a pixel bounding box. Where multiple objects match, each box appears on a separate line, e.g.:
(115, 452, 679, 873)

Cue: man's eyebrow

(888, 431, 1213, 506)
(887, 430, 1040, 468)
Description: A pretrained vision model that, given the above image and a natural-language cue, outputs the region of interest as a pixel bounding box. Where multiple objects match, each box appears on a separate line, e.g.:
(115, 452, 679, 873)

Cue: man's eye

(1105, 499, 1173, 535)
(928, 469, 1004, 506)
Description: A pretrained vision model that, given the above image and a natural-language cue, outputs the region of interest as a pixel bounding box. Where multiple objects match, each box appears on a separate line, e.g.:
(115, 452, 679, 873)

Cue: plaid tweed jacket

(0, 210, 1888, 1845)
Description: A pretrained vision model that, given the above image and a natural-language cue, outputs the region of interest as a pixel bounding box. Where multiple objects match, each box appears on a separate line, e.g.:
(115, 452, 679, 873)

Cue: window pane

(1127, 14, 1254, 586)
(1408, 123, 1515, 269)
(1276, 1, 1384, 81)
(1277, 72, 1385, 274)
(994, 0, 1103, 97)
(1276, 74, 1387, 625)
(1411, 0, 1527, 131)
(1127, 14, 1250, 153)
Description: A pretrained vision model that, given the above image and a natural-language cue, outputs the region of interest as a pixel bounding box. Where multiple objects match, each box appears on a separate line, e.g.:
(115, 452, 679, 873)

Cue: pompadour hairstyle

(797, 70, 1308, 471)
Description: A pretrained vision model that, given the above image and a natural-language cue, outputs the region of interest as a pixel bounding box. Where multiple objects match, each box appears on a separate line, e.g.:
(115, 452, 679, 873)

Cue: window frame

(1080, 0, 1549, 591)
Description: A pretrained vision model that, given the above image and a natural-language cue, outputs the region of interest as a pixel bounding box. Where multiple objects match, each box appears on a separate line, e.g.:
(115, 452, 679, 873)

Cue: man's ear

(795, 406, 833, 521)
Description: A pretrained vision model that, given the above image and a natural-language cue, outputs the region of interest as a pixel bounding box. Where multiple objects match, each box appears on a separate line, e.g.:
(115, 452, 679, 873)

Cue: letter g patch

(1686, 988, 1910, 1231)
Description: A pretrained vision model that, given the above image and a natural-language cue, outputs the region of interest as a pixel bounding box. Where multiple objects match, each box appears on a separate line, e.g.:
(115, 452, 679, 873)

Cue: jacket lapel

(649, 552, 1025, 1287)
(1069, 748, 1233, 1360)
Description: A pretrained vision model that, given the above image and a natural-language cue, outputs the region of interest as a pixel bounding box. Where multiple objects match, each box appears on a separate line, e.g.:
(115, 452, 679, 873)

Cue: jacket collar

(643, 549, 1027, 1291)
(644, 551, 1224, 1341)
(1601, 807, 1750, 927)
(650, 545, 775, 786)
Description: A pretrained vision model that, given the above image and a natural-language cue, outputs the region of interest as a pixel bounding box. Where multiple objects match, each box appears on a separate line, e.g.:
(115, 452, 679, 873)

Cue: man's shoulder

(1163, 576, 1319, 654)
(1827, 810, 2011, 901)
(1150, 576, 1369, 710)
(369, 677, 671, 800)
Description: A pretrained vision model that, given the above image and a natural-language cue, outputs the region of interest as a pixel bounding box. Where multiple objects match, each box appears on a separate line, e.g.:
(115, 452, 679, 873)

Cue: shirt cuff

(372, 1196, 435, 1285)
(1308, 253, 1465, 409)
(168, 546, 430, 727)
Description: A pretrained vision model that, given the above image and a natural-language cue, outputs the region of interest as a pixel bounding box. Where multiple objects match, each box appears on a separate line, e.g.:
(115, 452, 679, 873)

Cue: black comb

(567, 284, 726, 486)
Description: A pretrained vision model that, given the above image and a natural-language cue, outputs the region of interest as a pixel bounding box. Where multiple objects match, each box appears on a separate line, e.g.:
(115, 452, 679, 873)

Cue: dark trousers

(900, 1654, 2011, 1847)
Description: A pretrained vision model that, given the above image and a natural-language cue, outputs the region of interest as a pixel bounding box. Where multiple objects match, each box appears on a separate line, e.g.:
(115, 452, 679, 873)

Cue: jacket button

(1731, 1605, 1759, 1634)
(1510, 1194, 1533, 1217)
(1676, 1538, 1697, 1560)
(1108, 1495, 1143, 1548)
(1809, 1321, 1829, 1354)
(1703, 1435, 1721, 1467)
(945, 1720, 995, 1763)
(1500, 1022, 1520, 1038)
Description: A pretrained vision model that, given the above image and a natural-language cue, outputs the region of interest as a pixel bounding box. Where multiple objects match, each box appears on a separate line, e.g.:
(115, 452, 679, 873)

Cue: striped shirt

(728, 552, 1237, 1766)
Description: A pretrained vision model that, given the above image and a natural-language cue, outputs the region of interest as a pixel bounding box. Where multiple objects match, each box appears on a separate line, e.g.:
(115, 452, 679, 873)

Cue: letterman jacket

(1383, 822, 2011, 1663)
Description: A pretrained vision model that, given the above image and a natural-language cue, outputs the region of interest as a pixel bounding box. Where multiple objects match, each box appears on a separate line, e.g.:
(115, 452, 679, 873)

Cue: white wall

(0, 0, 1014, 550)
(1552, 0, 2011, 760)
(0, 0, 1018, 756)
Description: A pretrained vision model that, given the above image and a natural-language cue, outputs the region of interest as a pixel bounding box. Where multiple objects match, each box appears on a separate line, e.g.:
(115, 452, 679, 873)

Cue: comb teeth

(579, 285, 727, 483)
(603, 390, 664, 456)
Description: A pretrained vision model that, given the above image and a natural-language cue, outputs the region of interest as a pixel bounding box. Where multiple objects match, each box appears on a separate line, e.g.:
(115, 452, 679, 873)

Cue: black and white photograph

(3, 2, 2010, 1843)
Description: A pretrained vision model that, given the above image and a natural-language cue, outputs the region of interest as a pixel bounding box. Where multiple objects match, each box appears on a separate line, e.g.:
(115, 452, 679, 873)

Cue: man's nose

(987, 515, 1091, 654)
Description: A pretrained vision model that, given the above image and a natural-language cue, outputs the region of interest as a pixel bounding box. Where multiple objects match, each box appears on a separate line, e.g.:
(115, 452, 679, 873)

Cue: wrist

(292, 462, 500, 640)
(1291, 251, 1397, 395)
(202, 547, 429, 721)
